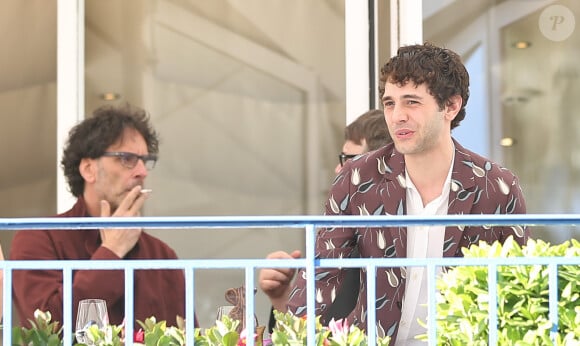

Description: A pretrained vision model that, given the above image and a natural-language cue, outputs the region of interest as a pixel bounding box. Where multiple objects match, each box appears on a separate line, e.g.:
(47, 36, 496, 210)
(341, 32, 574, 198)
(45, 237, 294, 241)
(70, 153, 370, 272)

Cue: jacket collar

(61, 197, 103, 255)
(379, 139, 478, 256)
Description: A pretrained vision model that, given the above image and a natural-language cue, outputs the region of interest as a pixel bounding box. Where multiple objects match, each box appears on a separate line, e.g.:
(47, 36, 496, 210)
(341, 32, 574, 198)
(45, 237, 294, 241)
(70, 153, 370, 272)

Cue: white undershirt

(395, 160, 453, 345)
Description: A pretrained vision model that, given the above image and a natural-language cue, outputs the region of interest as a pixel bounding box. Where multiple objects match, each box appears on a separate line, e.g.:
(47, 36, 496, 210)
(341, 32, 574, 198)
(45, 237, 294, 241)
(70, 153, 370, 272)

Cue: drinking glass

(75, 299, 109, 345)
(216, 305, 234, 322)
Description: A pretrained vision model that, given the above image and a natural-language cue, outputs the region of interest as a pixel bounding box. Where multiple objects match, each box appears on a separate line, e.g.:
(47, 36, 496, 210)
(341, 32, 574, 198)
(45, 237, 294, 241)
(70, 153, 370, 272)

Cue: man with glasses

(266, 109, 391, 332)
(335, 109, 392, 174)
(10, 104, 195, 329)
(329, 109, 391, 321)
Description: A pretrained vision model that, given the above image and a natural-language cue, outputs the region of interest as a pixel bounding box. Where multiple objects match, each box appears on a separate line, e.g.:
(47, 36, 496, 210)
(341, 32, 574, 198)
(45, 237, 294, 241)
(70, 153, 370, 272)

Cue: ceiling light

(500, 137, 515, 147)
(99, 92, 121, 101)
(512, 41, 532, 49)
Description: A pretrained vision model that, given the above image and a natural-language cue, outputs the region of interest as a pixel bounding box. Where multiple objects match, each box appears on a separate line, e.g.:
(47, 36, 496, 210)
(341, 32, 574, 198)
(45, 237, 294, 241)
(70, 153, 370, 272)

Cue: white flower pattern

(286, 140, 528, 342)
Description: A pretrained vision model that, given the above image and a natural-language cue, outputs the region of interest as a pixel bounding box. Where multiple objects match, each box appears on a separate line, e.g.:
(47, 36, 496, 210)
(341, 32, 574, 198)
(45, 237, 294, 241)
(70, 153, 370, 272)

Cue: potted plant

(270, 310, 391, 346)
(429, 236, 580, 345)
(12, 310, 63, 346)
(13, 309, 391, 345)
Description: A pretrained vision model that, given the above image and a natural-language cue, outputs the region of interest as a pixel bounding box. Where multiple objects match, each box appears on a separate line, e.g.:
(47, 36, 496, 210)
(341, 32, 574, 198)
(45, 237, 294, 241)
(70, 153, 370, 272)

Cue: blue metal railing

(1, 214, 579, 345)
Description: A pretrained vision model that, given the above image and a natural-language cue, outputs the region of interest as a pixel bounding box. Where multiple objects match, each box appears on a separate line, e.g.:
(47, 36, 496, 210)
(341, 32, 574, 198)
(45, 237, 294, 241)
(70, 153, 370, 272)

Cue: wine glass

(75, 299, 109, 345)
(216, 305, 234, 322)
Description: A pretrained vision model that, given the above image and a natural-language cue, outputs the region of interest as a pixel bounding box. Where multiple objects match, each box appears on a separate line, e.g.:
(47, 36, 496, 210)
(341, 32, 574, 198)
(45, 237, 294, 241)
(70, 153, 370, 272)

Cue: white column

(390, 0, 423, 55)
(345, 1, 370, 124)
(57, 0, 84, 212)
(371, 0, 380, 108)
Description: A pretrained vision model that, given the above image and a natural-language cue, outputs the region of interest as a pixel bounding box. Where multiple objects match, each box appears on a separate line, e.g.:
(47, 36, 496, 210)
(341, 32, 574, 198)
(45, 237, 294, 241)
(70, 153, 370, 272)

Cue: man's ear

(79, 158, 97, 183)
(445, 95, 463, 120)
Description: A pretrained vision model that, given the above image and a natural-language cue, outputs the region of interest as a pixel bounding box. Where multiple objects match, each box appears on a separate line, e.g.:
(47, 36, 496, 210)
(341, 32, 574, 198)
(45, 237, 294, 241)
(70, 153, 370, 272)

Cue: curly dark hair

(61, 104, 159, 197)
(345, 109, 392, 151)
(378, 42, 470, 129)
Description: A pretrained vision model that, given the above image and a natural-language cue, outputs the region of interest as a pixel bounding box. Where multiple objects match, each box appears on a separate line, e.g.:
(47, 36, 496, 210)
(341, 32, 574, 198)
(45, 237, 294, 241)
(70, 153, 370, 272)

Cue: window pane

(0, 0, 57, 219)
(85, 0, 346, 326)
(424, 0, 580, 242)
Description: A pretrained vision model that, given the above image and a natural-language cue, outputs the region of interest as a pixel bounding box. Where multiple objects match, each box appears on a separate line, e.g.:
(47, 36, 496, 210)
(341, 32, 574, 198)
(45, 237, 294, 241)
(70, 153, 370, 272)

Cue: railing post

(488, 263, 498, 345)
(185, 267, 195, 345)
(245, 268, 256, 346)
(548, 262, 559, 344)
(3, 266, 13, 345)
(63, 268, 74, 346)
(366, 263, 377, 345)
(305, 223, 317, 346)
(124, 268, 135, 345)
(427, 263, 437, 345)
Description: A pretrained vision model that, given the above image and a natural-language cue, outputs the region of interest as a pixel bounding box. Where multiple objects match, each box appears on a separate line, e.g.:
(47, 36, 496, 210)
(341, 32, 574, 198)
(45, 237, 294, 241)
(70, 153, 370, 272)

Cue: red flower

(134, 329, 145, 343)
(237, 329, 259, 346)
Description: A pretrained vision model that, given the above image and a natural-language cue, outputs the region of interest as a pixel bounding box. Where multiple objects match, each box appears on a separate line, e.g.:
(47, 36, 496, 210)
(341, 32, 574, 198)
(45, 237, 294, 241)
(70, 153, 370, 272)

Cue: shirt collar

(404, 145, 456, 195)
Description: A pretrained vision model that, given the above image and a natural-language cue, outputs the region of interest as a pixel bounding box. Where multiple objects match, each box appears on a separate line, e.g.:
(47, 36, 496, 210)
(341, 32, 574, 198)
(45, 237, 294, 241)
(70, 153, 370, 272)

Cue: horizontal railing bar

(2, 215, 576, 345)
(2, 213, 580, 230)
(2, 256, 579, 271)
(319, 256, 580, 266)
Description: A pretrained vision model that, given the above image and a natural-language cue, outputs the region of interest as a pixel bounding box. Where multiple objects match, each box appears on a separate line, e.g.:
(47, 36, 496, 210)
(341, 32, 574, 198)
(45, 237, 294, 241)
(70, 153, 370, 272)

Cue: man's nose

(133, 159, 149, 178)
(391, 104, 408, 122)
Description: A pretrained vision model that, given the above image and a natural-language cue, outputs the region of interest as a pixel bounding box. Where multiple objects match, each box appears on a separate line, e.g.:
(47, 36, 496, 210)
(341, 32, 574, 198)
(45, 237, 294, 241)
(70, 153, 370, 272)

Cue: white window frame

(57, 0, 84, 212)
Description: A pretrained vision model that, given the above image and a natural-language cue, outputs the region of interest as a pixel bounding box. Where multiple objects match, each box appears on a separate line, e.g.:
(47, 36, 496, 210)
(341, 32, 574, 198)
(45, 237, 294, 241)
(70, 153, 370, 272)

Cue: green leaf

(434, 237, 580, 344)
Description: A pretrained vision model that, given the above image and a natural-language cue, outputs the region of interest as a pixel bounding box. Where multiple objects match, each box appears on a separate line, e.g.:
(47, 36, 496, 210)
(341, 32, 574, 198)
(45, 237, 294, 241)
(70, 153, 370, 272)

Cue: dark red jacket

(10, 197, 192, 328)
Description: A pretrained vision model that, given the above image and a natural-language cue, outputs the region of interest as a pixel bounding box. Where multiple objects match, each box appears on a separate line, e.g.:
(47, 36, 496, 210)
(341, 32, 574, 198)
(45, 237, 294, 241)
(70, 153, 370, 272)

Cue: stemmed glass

(75, 299, 109, 345)
(216, 305, 234, 322)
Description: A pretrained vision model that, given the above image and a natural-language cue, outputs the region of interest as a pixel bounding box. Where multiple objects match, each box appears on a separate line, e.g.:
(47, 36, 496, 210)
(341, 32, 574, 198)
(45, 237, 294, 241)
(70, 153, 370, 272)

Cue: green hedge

(433, 237, 580, 345)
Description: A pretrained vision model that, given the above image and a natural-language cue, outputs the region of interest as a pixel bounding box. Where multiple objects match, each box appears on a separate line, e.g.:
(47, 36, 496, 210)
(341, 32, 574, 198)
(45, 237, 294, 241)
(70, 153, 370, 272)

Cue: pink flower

(328, 318, 349, 337)
(134, 329, 145, 343)
(237, 328, 258, 346)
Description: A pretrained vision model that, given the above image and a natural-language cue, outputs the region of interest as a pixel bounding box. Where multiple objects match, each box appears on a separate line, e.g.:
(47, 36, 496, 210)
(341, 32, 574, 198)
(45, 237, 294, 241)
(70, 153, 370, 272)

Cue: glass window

(0, 0, 57, 219)
(424, 0, 580, 243)
(85, 0, 347, 326)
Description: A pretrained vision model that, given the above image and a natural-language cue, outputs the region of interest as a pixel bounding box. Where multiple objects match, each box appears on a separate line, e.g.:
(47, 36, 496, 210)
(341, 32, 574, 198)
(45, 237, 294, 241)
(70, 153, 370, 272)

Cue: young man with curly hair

(260, 42, 529, 345)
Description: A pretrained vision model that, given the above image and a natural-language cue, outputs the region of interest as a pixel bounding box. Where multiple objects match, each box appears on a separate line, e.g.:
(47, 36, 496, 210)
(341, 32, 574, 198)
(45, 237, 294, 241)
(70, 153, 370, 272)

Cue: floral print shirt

(286, 139, 529, 343)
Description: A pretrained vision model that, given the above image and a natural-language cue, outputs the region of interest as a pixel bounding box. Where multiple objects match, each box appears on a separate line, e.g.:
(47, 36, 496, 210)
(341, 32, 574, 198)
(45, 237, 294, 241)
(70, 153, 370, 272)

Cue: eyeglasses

(101, 152, 158, 170)
(338, 152, 358, 167)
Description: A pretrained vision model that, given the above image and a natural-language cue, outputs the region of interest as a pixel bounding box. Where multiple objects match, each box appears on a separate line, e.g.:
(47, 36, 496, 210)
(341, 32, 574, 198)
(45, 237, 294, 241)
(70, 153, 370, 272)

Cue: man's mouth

(395, 129, 414, 138)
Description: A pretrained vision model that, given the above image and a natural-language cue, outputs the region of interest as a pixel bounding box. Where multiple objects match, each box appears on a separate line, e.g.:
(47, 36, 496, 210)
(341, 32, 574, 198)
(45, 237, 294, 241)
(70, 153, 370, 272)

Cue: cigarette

(140, 189, 153, 194)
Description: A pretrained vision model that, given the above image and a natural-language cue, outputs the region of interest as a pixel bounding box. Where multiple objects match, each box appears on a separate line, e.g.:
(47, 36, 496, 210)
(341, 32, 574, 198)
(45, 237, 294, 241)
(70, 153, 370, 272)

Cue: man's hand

(99, 186, 149, 258)
(258, 250, 301, 312)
